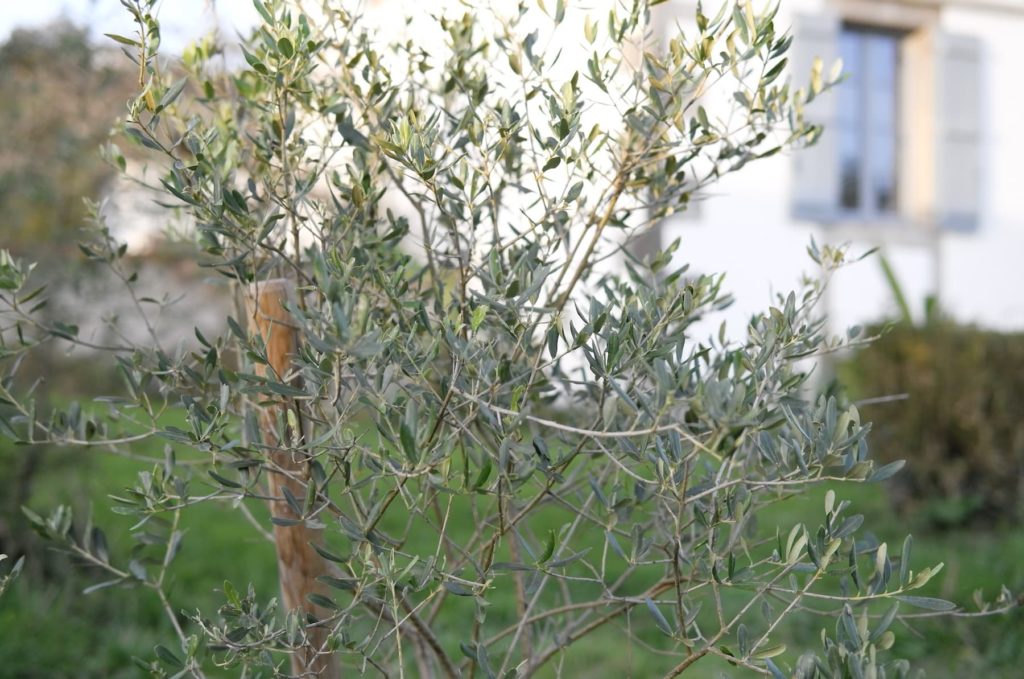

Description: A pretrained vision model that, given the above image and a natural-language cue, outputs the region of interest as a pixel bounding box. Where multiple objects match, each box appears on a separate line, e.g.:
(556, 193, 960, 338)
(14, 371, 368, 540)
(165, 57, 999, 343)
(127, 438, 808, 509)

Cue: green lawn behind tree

(2, 431, 1021, 677)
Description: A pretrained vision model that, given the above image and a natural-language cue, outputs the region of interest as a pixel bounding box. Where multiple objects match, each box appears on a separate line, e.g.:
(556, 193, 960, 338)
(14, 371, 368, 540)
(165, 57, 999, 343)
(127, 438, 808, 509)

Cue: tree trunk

(247, 279, 340, 679)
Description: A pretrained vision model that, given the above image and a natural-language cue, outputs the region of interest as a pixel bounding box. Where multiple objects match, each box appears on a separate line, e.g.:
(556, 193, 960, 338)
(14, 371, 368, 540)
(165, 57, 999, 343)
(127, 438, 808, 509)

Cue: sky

(0, 0, 259, 52)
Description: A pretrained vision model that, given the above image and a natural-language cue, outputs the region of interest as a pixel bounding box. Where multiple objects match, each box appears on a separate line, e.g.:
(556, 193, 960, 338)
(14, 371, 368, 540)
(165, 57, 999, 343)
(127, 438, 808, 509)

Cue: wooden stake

(247, 279, 340, 679)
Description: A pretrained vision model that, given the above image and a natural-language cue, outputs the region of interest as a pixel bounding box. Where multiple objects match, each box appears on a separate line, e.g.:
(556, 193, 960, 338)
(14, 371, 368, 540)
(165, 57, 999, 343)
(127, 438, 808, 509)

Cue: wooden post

(247, 279, 339, 679)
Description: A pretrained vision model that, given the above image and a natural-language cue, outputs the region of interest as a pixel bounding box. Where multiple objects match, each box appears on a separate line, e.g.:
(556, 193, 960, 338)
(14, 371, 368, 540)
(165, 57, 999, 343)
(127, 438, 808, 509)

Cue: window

(837, 25, 901, 217)
(791, 10, 980, 231)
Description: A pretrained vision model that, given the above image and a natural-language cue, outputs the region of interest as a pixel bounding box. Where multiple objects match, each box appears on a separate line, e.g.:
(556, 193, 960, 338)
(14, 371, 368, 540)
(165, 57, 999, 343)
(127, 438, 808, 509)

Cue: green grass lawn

(2, 438, 1022, 678)
(0, 445, 278, 678)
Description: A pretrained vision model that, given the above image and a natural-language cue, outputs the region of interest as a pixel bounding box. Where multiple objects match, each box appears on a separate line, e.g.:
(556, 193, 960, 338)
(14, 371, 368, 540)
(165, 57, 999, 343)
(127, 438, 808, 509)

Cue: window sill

(820, 218, 943, 246)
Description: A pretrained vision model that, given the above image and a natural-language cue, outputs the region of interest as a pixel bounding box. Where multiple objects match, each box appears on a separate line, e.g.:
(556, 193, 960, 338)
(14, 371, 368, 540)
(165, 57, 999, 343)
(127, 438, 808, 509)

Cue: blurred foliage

(0, 21, 138, 556)
(0, 352, 125, 556)
(840, 320, 1024, 528)
(0, 21, 135, 254)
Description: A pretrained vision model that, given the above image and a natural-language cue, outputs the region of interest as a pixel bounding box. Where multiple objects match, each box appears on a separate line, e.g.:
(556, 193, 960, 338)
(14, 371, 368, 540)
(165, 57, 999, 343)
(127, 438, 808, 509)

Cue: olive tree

(1, 1, 1016, 677)
(0, 552, 23, 599)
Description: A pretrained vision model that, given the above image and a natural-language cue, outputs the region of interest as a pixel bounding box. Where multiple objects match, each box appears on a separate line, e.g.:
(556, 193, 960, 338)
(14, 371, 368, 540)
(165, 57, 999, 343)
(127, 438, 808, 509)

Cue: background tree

(0, 21, 136, 255)
(1, 1, 1018, 677)
(0, 21, 139, 560)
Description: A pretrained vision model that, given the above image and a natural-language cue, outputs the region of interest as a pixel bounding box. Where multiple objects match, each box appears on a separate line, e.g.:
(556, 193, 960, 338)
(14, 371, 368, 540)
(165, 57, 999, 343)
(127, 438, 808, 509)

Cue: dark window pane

(840, 158, 861, 210)
(870, 131, 897, 212)
(839, 123, 862, 209)
(837, 30, 864, 210)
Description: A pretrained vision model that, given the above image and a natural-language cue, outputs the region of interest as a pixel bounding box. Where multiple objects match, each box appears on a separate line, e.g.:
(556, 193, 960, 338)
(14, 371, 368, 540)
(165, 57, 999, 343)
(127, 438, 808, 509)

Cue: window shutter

(934, 32, 982, 232)
(790, 13, 841, 223)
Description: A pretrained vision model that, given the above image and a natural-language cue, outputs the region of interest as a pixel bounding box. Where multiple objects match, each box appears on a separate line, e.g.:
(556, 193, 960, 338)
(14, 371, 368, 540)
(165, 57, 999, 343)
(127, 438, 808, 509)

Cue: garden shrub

(841, 321, 1024, 527)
